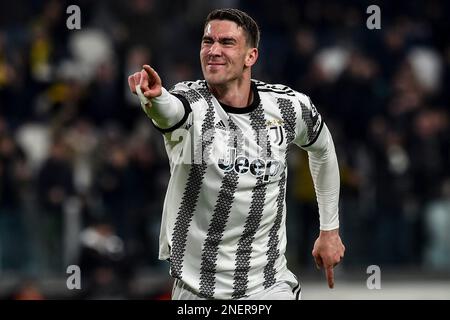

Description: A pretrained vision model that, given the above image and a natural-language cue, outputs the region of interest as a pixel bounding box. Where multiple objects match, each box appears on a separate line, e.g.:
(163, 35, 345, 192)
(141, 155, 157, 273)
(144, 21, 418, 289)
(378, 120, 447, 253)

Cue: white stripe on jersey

(157, 79, 323, 299)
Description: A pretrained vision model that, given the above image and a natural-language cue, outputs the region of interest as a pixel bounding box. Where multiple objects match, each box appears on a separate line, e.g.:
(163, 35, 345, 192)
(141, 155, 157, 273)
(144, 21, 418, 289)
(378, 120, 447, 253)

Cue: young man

(128, 8, 345, 300)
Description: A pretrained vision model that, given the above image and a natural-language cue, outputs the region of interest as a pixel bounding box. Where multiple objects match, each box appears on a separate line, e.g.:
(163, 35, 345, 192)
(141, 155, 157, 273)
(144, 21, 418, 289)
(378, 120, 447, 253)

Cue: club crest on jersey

(266, 119, 284, 127)
(218, 148, 283, 182)
(269, 125, 284, 146)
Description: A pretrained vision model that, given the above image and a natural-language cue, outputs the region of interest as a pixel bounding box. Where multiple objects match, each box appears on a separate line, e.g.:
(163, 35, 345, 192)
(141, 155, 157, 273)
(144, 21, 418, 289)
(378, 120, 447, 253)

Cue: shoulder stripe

(301, 120, 324, 148)
(257, 88, 296, 97)
(254, 81, 299, 97)
(299, 100, 323, 148)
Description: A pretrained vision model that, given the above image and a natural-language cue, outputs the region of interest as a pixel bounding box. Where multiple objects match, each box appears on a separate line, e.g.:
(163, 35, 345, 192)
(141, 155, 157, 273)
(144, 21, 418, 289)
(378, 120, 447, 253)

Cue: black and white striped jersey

(155, 79, 327, 299)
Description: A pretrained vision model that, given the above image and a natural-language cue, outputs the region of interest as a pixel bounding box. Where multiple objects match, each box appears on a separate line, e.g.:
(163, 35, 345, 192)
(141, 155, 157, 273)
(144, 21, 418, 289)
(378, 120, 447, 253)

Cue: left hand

(312, 228, 345, 289)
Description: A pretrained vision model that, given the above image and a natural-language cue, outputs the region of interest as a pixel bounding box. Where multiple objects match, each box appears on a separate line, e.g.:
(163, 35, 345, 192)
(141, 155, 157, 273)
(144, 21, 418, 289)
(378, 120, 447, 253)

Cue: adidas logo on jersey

(215, 120, 227, 131)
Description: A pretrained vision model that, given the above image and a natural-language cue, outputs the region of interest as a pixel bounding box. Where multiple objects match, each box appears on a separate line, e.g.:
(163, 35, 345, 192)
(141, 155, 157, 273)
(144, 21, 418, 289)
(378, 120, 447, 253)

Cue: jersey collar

(217, 81, 261, 114)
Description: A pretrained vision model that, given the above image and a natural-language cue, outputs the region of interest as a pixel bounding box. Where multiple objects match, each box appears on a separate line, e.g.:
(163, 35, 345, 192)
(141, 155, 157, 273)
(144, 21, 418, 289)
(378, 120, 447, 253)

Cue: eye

(202, 38, 213, 45)
(221, 39, 235, 46)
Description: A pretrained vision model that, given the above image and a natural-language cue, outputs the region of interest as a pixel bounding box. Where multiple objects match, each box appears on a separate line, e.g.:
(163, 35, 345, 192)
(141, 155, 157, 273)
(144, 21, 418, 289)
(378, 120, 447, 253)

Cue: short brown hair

(204, 8, 260, 48)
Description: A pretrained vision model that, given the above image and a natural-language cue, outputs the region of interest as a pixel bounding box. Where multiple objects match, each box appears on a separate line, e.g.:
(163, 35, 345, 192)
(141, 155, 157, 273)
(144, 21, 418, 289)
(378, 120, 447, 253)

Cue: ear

(244, 48, 258, 67)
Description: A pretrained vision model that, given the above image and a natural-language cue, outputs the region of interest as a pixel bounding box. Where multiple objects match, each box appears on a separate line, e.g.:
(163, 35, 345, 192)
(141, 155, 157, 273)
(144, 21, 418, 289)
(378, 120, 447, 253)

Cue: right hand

(312, 229, 345, 289)
(128, 64, 162, 99)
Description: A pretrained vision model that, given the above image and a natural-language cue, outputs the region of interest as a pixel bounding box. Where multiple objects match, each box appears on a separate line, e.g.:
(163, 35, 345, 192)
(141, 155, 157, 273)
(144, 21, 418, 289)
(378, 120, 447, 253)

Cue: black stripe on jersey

(254, 82, 296, 97)
(172, 87, 205, 105)
(299, 100, 324, 148)
(254, 82, 290, 91)
(150, 93, 192, 134)
(232, 103, 270, 299)
(170, 88, 216, 280)
(199, 118, 244, 299)
(292, 283, 302, 300)
(179, 80, 206, 88)
(257, 88, 296, 97)
(263, 98, 296, 288)
(302, 119, 324, 148)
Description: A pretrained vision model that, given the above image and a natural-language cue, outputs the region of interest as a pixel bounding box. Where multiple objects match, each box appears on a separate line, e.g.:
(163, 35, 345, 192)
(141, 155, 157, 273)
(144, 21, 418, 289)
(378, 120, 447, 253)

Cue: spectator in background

(95, 139, 134, 245)
(0, 122, 31, 271)
(78, 222, 129, 299)
(37, 137, 74, 272)
(424, 179, 450, 270)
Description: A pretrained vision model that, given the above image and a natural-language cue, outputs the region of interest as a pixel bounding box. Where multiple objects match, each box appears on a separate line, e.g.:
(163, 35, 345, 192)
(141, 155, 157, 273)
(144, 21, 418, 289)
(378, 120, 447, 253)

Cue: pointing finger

(143, 64, 155, 77)
(326, 266, 334, 289)
(143, 65, 161, 87)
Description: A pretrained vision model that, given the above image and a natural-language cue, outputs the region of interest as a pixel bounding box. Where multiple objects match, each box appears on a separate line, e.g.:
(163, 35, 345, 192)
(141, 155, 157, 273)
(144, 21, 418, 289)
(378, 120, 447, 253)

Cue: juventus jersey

(154, 79, 324, 299)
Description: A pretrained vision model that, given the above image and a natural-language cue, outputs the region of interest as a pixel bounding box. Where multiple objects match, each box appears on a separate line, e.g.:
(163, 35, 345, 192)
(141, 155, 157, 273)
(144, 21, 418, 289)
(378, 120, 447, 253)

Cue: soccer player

(127, 8, 345, 300)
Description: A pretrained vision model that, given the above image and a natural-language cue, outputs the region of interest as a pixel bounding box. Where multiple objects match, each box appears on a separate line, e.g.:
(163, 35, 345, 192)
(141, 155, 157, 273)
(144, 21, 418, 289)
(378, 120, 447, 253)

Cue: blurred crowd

(1, 0, 449, 298)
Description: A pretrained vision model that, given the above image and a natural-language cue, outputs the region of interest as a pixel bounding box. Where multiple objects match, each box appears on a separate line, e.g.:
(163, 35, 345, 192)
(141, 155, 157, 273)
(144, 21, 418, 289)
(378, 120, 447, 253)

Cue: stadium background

(0, 0, 449, 299)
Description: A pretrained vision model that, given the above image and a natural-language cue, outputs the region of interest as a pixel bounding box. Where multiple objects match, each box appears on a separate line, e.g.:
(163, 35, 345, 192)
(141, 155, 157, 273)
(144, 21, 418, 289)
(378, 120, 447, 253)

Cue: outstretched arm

(128, 65, 185, 129)
(305, 124, 345, 288)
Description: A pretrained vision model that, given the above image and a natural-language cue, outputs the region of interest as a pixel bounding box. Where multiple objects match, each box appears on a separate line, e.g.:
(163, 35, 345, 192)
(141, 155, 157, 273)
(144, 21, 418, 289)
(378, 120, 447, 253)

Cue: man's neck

(208, 78, 253, 108)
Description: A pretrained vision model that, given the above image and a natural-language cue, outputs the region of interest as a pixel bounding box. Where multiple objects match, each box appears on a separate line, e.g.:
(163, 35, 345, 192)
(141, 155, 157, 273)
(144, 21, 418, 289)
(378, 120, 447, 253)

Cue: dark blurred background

(1, 0, 449, 299)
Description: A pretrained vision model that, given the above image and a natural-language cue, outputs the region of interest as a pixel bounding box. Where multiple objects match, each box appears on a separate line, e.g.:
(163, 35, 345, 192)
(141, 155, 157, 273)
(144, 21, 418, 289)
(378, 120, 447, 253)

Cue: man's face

(200, 20, 257, 85)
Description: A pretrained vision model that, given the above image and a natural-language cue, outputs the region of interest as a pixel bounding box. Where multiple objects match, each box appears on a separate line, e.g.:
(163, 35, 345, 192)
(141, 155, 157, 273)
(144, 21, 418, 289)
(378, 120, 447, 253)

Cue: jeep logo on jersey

(218, 148, 283, 182)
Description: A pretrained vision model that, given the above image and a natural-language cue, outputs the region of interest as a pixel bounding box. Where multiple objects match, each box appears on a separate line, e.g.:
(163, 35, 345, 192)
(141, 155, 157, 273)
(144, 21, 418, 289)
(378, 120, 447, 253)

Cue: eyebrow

(202, 36, 237, 44)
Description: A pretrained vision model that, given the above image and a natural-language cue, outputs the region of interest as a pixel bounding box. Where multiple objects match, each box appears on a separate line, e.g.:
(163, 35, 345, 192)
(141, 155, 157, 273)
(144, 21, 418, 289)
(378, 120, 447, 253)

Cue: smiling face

(200, 20, 258, 86)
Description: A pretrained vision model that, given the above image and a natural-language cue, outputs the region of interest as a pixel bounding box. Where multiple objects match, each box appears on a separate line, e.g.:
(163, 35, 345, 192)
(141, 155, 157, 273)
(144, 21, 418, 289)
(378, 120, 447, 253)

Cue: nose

(209, 42, 222, 56)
